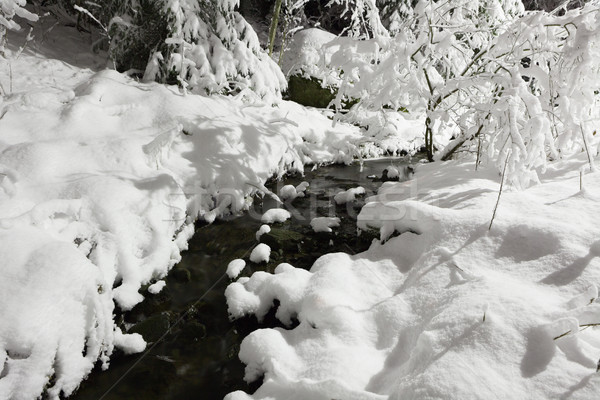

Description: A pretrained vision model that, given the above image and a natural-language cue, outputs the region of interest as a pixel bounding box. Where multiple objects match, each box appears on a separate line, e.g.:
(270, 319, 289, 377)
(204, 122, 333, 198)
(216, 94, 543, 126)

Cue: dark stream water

(71, 157, 415, 400)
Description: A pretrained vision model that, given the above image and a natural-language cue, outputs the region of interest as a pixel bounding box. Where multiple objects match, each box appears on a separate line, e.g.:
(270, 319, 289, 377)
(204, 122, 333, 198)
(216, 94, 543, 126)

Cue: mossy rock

(129, 311, 174, 343)
(287, 75, 337, 108)
(261, 228, 305, 252)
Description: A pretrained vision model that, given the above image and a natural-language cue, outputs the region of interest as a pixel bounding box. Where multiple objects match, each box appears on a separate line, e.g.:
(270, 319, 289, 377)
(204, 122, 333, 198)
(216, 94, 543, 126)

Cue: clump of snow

(226, 154, 600, 399)
(279, 181, 309, 201)
(280, 28, 337, 78)
(261, 208, 292, 224)
(226, 262, 311, 324)
(333, 187, 366, 204)
(255, 224, 271, 240)
(310, 217, 341, 233)
(227, 259, 246, 279)
(249, 244, 271, 264)
(148, 280, 166, 294)
(385, 166, 399, 179)
(114, 329, 146, 355)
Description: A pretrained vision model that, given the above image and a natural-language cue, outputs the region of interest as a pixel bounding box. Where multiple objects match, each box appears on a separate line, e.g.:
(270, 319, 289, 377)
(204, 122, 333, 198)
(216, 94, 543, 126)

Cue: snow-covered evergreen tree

(141, 0, 286, 101)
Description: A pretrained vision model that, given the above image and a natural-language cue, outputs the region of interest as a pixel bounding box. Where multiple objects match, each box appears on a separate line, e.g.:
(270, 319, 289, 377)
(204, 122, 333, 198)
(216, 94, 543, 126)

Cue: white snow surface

(310, 217, 341, 233)
(0, 23, 419, 399)
(226, 154, 600, 400)
(261, 208, 292, 224)
(227, 259, 247, 279)
(249, 244, 271, 264)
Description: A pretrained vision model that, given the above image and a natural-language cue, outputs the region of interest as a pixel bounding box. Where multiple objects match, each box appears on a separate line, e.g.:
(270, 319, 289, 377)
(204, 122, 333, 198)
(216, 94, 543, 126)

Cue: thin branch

(489, 152, 510, 230)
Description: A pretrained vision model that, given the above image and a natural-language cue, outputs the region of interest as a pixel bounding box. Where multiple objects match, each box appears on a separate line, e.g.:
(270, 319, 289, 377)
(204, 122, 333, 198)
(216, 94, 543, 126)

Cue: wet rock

(178, 320, 207, 342)
(260, 228, 304, 252)
(126, 355, 177, 394)
(171, 267, 191, 283)
(129, 311, 174, 343)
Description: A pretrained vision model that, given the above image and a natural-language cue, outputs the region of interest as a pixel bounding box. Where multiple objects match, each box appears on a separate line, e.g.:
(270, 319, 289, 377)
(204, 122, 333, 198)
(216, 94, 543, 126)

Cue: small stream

(71, 157, 416, 400)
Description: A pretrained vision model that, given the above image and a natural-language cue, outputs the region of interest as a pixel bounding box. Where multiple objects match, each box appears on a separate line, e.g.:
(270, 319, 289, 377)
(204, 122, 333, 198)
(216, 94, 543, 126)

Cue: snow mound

(226, 155, 600, 399)
(334, 186, 366, 204)
(227, 259, 247, 279)
(310, 217, 341, 233)
(261, 208, 292, 224)
(249, 244, 271, 264)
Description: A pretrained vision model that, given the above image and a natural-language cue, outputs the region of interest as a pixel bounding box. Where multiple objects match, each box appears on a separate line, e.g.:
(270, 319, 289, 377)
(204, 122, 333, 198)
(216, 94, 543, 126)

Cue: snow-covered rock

(227, 259, 247, 279)
(148, 280, 166, 294)
(333, 187, 366, 204)
(255, 224, 271, 240)
(249, 244, 271, 264)
(261, 208, 292, 224)
(310, 217, 341, 233)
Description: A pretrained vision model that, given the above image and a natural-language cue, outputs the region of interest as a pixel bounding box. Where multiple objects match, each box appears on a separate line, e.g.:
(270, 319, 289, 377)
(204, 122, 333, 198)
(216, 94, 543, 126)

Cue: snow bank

(226, 154, 600, 399)
(0, 26, 421, 397)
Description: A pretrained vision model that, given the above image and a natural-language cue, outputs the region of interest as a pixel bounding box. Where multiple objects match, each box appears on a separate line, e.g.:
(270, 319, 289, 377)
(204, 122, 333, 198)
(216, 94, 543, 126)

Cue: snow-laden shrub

(465, 3, 600, 188)
(307, 0, 599, 187)
(0, 0, 37, 54)
(141, 0, 286, 101)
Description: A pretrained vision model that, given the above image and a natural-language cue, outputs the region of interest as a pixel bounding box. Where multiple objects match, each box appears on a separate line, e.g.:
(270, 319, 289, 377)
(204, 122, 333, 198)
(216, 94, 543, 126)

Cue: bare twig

(489, 152, 510, 230)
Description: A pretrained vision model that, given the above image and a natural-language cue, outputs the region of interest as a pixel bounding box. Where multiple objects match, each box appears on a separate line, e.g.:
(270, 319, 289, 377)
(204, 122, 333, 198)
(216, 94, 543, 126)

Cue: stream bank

(71, 157, 416, 400)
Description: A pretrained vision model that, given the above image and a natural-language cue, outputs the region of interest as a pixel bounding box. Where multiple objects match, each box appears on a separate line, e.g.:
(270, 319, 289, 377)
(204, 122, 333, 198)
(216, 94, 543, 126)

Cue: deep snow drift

(226, 155, 600, 399)
(0, 23, 422, 399)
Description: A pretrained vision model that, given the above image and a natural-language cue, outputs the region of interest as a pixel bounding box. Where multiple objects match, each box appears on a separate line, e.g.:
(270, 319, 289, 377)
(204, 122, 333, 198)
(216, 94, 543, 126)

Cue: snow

(310, 217, 341, 233)
(113, 329, 146, 355)
(385, 166, 399, 178)
(249, 244, 271, 264)
(255, 224, 271, 240)
(227, 259, 246, 279)
(0, 21, 419, 399)
(333, 186, 366, 204)
(148, 280, 166, 294)
(4, 6, 600, 400)
(261, 208, 292, 224)
(226, 153, 600, 400)
(279, 181, 308, 201)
